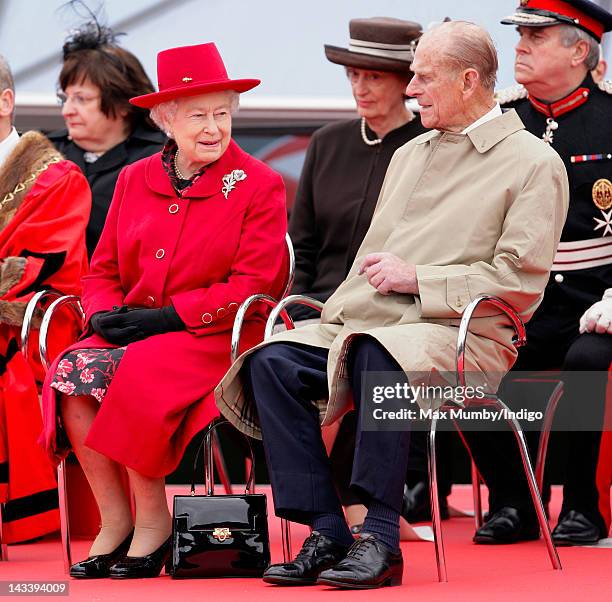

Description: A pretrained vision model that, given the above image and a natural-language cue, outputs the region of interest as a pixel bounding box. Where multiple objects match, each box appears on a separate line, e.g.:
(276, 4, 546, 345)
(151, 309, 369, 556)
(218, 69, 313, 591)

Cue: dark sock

(362, 499, 400, 553)
(310, 513, 353, 547)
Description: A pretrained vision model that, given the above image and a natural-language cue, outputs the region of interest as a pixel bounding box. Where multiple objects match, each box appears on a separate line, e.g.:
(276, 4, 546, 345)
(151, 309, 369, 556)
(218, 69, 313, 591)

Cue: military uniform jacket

(215, 110, 569, 439)
(499, 74, 612, 312)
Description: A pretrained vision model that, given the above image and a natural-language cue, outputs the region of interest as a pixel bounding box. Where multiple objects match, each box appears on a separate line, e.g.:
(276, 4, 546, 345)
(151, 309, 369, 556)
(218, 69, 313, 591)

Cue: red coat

(41, 140, 287, 478)
(0, 148, 90, 543)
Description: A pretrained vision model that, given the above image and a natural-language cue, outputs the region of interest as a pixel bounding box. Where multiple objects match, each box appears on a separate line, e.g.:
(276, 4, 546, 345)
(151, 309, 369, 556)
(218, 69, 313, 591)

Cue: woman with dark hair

(49, 21, 165, 257)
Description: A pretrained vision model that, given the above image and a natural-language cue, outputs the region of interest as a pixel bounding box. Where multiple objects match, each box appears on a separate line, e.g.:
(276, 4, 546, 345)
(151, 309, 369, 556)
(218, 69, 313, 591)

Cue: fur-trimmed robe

(0, 131, 90, 543)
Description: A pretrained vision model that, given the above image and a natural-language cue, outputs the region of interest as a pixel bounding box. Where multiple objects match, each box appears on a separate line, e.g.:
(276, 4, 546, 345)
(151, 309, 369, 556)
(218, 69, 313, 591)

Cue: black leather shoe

(473, 507, 539, 544)
(262, 531, 350, 585)
(552, 511, 604, 546)
(69, 531, 133, 579)
(401, 482, 449, 523)
(317, 533, 403, 589)
(109, 536, 171, 579)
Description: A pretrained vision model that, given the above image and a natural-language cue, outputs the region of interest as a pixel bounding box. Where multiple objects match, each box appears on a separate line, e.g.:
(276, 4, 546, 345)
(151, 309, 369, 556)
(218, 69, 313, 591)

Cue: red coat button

(144, 295, 156, 307)
(201, 313, 213, 324)
(169, 204, 179, 214)
(217, 307, 227, 318)
(155, 248, 165, 259)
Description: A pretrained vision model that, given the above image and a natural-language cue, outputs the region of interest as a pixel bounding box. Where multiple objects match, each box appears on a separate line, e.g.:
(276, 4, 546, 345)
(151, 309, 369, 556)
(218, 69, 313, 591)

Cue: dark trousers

(245, 337, 412, 525)
(329, 413, 453, 506)
(464, 297, 612, 534)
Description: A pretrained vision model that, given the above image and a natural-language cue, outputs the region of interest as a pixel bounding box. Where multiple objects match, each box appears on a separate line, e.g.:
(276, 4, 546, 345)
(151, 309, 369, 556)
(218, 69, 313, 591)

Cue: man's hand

(579, 289, 612, 335)
(358, 253, 419, 295)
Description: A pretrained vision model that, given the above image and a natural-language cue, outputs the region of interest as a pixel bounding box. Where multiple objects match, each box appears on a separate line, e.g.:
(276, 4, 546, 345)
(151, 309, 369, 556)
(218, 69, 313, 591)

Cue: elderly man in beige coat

(215, 21, 569, 590)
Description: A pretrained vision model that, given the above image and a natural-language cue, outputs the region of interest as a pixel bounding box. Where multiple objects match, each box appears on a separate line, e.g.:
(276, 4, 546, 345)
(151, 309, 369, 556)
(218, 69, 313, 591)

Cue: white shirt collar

(461, 104, 502, 135)
(0, 127, 20, 169)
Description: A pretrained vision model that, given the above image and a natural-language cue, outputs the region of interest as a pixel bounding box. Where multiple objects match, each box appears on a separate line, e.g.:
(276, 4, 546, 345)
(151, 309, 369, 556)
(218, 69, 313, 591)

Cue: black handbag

(170, 421, 271, 578)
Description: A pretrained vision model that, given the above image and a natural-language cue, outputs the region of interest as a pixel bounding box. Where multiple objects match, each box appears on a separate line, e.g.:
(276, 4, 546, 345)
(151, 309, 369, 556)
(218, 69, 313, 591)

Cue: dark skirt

(49, 348, 125, 402)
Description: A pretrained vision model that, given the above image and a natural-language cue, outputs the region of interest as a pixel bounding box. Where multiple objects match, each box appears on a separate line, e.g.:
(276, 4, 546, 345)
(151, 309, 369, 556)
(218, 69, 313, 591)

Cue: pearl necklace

(361, 118, 382, 146)
(174, 150, 187, 180)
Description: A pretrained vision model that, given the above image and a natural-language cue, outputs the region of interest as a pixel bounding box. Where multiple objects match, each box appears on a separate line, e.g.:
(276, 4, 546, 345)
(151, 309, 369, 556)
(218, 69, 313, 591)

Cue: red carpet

(1, 485, 611, 601)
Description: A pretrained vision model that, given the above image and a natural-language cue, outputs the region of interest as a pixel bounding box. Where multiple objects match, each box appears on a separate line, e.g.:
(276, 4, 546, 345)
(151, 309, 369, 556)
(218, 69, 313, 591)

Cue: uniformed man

(466, 0, 612, 546)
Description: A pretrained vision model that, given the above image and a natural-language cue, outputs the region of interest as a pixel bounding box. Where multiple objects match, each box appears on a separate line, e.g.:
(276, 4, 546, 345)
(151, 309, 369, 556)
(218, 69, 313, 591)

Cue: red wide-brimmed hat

(130, 42, 260, 108)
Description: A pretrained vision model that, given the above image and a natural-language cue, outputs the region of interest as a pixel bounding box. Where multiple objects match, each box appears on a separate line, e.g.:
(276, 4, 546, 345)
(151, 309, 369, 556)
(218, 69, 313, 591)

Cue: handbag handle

(190, 419, 256, 496)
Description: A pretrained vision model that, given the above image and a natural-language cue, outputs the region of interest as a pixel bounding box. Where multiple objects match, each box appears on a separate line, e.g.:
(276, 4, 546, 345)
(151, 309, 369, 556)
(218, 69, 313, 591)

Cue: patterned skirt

(49, 348, 126, 403)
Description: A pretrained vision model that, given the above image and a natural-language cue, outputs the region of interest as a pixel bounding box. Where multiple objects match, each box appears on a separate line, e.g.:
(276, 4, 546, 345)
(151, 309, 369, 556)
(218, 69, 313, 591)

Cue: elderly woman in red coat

(40, 43, 287, 579)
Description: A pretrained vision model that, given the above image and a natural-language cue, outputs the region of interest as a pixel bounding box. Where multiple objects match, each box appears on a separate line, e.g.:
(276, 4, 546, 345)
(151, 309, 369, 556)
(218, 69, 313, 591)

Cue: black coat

(503, 74, 612, 314)
(48, 125, 166, 258)
(288, 116, 427, 319)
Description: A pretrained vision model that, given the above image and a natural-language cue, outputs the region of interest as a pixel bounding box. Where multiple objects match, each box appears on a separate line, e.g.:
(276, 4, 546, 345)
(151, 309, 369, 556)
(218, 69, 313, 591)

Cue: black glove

(90, 310, 113, 338)
(95, 305, 184, 346)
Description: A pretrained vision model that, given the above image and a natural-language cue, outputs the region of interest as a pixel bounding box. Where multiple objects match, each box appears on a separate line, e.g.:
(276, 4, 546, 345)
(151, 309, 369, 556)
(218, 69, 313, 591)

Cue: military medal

(542, 118, 558, 145)
(592, 178, 612, 210)
(571, 153, 612, 163)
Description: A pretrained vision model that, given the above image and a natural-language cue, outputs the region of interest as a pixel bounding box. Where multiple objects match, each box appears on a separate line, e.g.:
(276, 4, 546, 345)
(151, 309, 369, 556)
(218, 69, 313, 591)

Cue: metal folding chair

(38, 294, 85, 573)
(428, 294, 562, 582)
(0, 290, 67, 562)
(253, 291, 563, 580)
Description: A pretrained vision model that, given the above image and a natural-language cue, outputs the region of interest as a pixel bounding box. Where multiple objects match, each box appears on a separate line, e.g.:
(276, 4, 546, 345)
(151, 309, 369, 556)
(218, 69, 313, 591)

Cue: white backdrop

(3, 0, 611, 102)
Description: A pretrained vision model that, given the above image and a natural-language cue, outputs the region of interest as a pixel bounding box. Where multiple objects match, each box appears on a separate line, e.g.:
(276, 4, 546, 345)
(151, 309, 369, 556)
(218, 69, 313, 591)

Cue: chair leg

(0, 503, 7, 561)
(535, 382, 564, 493)
(210, 433, 233, 495)
(280, 518, 292, 562)
(471, 461, 483, 530)
(57, 459, 71, 573)
(245, 457, 254, 493)
(495, 397, 562, 570)
(455, 425, 485, 529)
(428, 416, 447, 582)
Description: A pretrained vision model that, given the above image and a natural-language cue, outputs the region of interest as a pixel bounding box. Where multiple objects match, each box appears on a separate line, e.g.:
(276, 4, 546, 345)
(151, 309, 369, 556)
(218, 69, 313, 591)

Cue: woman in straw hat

(40, 42, 287, 579)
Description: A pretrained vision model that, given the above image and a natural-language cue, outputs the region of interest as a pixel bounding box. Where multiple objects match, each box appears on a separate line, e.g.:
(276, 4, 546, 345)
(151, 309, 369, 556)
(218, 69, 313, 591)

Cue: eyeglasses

(56, 92, 100, 107)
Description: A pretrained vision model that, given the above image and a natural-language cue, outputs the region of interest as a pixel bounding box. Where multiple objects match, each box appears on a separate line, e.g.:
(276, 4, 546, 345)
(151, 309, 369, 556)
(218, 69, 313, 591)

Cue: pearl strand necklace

(361, 117, 382, 146)
(174, 150, 187, 180)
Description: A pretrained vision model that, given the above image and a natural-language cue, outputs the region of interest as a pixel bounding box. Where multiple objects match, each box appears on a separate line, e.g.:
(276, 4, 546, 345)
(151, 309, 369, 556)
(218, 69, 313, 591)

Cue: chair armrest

(39, 295, 85, 371)
(456, 294, 526, 388)
(20, 289, 64, 360)
(280, 233, 296, 301)
(230, 294, 280, 362)
(230, 293, 324, 363)
(264, 294, 324, 339)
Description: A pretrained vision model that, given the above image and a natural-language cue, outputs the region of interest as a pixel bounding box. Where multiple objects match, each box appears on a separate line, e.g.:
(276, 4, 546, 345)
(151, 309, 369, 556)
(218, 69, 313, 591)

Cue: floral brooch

(222, 169, 247, 199)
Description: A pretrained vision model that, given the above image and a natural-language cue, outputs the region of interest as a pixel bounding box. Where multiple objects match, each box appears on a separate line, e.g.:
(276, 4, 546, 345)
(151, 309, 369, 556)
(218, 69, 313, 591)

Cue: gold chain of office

(0, 155, 62, 210)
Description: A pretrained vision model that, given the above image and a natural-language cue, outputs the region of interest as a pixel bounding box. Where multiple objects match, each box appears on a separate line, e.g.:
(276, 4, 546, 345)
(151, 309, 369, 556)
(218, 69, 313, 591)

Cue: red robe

(41, 140, 287, 478)
(0, 132, 90, 543)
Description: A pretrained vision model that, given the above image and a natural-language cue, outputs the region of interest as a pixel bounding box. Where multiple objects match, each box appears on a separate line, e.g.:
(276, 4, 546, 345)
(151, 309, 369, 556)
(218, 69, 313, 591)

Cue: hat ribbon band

(348, 38, 415, 61)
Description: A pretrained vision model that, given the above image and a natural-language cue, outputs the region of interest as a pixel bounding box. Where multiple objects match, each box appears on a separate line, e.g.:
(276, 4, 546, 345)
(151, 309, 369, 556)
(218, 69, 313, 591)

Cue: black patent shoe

(473, 507, 539, 544)
(317, 533, 403, 589)
(109, 535, 171, 579)
(263, 531, 350, 585)
(552, 510, 604, 546)
(69, 531, 134, 579)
